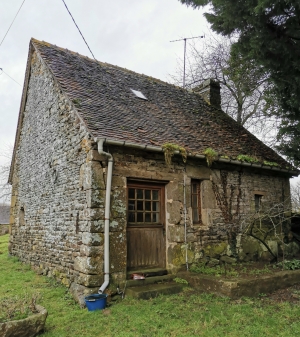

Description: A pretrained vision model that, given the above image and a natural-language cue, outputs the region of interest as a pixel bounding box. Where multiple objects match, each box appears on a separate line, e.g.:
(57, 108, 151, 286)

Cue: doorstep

(125, 268, 183, 299)
(125, 282, 184, 300)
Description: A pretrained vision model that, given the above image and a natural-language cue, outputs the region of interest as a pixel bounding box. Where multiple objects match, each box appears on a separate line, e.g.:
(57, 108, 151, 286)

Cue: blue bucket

(85, 294, 108, 311)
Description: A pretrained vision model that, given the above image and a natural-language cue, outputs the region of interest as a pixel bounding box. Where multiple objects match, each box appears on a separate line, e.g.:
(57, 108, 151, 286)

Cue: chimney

(192, 79, 221, 109)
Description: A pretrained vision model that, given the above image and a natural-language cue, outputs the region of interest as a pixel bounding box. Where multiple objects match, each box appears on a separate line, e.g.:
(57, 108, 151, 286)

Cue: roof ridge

(30, 38, 181, 89)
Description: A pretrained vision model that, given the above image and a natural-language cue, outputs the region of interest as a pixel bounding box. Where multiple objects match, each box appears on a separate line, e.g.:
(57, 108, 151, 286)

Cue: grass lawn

(1, 233, 300, 336)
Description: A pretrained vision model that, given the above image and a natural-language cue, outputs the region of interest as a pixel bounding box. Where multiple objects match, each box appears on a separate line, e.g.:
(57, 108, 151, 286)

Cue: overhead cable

(0, 0, 26, 47)
(61, 0, 97, 61)
(0, 68, 21, 86)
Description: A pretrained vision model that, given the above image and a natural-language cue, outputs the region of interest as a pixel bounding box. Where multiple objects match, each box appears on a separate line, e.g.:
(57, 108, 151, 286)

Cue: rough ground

(266, 284, 300, 303)
(230, 261, 300, 303)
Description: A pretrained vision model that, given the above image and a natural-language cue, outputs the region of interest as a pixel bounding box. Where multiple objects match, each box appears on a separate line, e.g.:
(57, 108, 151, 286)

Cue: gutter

(99, 138, 299, 176)
(95, 138, 113, 294)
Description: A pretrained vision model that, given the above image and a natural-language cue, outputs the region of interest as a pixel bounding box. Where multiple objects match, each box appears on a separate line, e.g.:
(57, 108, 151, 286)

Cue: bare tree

(291, 181, 300, 213)
(240, 200, 293, 262)
(170, 33, 280, 148)
(0, 144, 12, 204)
(208, 168, 298, 262)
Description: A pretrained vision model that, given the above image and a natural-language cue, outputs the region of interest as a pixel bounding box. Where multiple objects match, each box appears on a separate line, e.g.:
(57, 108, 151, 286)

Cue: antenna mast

(170, 35, 204, 89)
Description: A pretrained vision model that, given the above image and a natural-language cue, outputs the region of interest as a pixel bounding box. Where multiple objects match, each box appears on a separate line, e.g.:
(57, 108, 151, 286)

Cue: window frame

(254, 194, 263, 212)
(127, 181, 165, 228)
(191, 179, 202, 224)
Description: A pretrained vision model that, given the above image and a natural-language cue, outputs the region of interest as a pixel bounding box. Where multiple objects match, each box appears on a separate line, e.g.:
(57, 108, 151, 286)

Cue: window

(19, 207, 25, 226)
(255, 194, 262, 212)
(127, 182, 164, 226)
(130, 89, 148, 100)
(191, 180, 202, 224)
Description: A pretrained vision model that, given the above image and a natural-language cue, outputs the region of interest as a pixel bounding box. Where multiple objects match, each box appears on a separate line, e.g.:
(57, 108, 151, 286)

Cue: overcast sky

(0, 0, 208, 163)
(0, 0, 298, 201)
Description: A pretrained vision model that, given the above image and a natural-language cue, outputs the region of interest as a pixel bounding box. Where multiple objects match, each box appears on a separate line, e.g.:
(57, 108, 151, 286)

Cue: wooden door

(127, 182, 165, 270)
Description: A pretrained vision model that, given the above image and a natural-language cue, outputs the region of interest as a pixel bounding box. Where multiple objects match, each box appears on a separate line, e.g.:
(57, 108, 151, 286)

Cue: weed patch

(190, 263, 239, 277)
(0, 293, 39, 323)
(277, 259, 300, 270)
(189, 260, 297, 279)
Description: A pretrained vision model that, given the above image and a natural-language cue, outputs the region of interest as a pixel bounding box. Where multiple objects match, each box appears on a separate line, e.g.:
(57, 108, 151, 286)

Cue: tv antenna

(170, 35, 204, 89)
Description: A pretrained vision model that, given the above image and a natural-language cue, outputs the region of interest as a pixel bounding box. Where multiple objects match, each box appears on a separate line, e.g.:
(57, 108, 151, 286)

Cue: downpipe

(184, 172, 188, 271)
(95, 138, 113, 294)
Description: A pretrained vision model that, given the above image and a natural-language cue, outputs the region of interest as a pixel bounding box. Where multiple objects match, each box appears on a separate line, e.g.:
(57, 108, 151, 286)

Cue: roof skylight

(130, 89, 147, 100)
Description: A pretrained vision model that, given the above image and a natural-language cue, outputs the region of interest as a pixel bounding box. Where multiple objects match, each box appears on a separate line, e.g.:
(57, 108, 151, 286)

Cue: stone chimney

(192, 79, 221, 109)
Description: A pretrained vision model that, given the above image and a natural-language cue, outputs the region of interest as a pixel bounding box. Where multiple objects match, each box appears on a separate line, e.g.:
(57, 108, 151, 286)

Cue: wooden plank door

(127, 182, 165, 270)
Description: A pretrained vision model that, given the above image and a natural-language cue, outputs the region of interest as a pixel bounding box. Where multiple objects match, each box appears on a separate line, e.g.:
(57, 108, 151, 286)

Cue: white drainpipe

(95, 138, 113, 294)
(184, 173, 188, 270)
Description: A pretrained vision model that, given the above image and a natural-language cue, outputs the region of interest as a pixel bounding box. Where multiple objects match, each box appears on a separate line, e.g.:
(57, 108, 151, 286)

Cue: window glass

(255, 194, 262, 212)
(152, 190, 159, 200)
(145, 201, 151, 211)
(128, 212, 135, 222)
(128, 200, 135, 211)
(192, 195, 198, 208)
(153, 213, 160, 222)
(137, 189, 143, 199)
(127, 184, 163, 225)
(128, 188, 135, 199)
(192, 183, 198, 194)
(193, 208, 199, 222)
(137, 213, 143, 222)
(145, 190, 151, 199)
(191, 180, 202, 224)
(137, 201, 143, 211)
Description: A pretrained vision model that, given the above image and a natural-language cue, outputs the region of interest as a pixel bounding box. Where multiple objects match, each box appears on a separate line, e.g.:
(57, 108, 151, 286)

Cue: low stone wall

(0, 305, 47, 337)
(178, 269, 300, 298)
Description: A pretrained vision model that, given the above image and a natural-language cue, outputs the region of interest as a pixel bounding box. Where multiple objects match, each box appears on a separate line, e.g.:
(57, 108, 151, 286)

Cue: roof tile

(31, 39, 289, 168)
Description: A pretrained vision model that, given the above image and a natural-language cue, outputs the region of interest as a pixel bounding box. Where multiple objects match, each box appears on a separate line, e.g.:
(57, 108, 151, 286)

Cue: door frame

(126, 180, 166, 270)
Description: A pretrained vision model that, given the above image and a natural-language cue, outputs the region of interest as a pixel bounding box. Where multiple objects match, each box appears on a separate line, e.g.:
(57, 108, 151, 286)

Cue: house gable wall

(9, 51, 97, 288)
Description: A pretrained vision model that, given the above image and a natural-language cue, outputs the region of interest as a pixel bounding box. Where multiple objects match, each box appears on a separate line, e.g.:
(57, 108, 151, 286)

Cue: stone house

(0, 204, 10, 235)
(8, 39, 298, 300)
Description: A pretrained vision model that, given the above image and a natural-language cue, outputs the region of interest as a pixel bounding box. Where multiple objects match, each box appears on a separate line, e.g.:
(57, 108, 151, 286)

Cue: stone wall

(94, 145, 292, 276)
(9, 51, 98, 295)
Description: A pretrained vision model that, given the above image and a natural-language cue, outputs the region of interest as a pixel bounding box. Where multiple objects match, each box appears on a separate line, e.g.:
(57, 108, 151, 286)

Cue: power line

(61, 0, 97, 61)
(0, 68, 21, 86)
(0, 0, 26, 48)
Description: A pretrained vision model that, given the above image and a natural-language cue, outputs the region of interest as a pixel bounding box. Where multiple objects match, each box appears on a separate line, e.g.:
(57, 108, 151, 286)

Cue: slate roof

(29, 39, 290, 169)
(0, 205, 10, 224)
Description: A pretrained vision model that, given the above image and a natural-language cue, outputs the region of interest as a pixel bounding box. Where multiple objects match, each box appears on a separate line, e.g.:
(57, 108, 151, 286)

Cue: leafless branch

(168, 32, 281, 149)
(0, 144, 12, 203)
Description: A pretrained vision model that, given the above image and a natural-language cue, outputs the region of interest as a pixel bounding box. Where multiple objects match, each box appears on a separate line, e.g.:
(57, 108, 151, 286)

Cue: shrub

(278, 259, 300, 270)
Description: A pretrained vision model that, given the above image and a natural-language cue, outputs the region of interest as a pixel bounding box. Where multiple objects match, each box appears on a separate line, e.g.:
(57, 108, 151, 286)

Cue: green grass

(1, 234, 300, 336)
(190, 263, 239, 277)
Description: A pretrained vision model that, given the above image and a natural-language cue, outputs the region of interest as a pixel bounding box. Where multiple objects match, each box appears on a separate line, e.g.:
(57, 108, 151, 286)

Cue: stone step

(125, 282, 183, 300)
(126, 274, 175, 288)
(126, 268, 168, 279)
